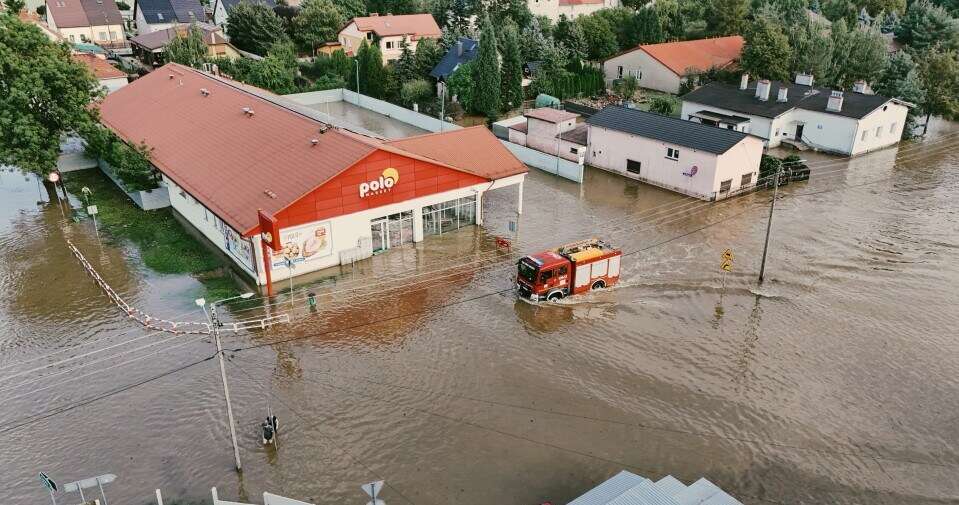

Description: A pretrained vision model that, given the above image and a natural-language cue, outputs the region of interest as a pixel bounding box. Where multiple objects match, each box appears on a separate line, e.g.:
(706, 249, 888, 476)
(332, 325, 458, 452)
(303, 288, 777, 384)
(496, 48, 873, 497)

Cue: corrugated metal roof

(567, 471, 649, 505)
(674, 478, 731, 505)
(609, 482, 680, 505)
(586, 106, 749, 154)
(653, 476, 687, 498)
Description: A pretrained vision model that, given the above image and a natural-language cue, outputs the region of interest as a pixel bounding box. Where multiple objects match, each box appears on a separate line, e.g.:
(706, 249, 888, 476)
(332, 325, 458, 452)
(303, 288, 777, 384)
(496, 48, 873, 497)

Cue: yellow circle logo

(382, 167, 399, 184)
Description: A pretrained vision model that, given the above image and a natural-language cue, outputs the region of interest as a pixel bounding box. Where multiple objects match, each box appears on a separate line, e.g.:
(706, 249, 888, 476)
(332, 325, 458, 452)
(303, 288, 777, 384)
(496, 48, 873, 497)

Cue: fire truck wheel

(591, 280, 606, 290)
(547, 291, 564, 301)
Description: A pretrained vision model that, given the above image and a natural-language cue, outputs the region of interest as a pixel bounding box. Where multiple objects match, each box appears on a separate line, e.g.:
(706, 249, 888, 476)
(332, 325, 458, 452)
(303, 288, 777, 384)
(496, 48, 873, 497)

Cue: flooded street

(2, 120, 959, 505)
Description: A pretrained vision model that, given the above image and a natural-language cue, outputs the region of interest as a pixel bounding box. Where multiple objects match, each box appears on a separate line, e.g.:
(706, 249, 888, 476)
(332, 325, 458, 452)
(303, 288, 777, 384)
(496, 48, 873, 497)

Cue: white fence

(500, 140, 584, 183)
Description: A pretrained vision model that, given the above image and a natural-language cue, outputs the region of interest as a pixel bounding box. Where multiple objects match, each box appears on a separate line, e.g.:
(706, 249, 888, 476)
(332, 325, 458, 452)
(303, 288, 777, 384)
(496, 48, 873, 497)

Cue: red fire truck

(516, 239, 622, 301)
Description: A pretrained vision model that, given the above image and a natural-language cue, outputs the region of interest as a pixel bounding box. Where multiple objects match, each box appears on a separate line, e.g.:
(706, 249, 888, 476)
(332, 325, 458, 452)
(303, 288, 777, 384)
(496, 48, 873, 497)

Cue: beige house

(338, 13, 441, 64)
(508, 108, 587, 162)
(45, 0, 126, 48)
(527, 0, 619, 22)
(602, 36, 744, 94)
(586, 106, 764, 201)
(130, 23, 242, 67)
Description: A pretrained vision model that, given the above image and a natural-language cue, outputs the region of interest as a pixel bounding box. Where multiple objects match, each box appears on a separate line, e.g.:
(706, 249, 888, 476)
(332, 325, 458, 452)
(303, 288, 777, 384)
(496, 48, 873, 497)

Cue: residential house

(133, 0, 204, 35)
(587, 105, 764, 200)
(95, 63, 527, 285)
(527, 0, 620, 22)
(73, 53, 128, 93)
(429, 37, 477, 97)
(568, 470, 743, 505)
(507, 108, 587, 162)
(315, 41, 343, 55)
(338, 13, 441, 64)
(19, 10, 63, 42)
(681, 74, 912, 156)
(130, 22, 241, 66)
(211, 0, 275, 27)
(45, 0, 126, 48)
(602, 36, 745, 94)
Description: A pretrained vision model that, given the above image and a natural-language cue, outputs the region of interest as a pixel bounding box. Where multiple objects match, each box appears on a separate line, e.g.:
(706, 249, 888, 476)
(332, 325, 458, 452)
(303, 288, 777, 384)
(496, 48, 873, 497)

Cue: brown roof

(557, 123, 588, 145)
(525, 107, 579, 123)
(97, 63, 525, 235)
(351, 14, 441, 39)
(384, 127, 528, 181)
(73, 53, 126, 79)
(606, 36, 745, 76)
(46, 0, 123, 28)
(130, 23, 224, 50)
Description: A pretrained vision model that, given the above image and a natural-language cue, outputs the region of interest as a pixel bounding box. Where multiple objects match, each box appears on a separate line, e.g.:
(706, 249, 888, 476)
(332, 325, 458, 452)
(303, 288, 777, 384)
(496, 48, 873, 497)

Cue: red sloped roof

(352, 14, 441, 38)
(608, 36, 745, 76)
(73, 53, 126, 79)
(384, 127, 528, 181)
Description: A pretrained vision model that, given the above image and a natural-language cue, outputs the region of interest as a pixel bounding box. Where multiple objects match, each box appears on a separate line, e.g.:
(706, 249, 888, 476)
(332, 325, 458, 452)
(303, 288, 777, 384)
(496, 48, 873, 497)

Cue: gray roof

(430, 37, 478, 79)
(136, 0, 203, 24)
(567, 471, 743, 505)
(683, 80, 897, 120)
(587, 106, 750, 154)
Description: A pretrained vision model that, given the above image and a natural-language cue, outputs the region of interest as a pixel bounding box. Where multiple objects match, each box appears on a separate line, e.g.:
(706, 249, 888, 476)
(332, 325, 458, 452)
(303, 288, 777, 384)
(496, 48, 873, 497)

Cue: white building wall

(681, 100, 775, 144)
(848, 101, 909, 155)
(603, 49, 682, 94)
(526, 117, 575, 157)
(527, 0, 618, 22)
(101, 76, 129, 93)
(714, 136, 764, 198)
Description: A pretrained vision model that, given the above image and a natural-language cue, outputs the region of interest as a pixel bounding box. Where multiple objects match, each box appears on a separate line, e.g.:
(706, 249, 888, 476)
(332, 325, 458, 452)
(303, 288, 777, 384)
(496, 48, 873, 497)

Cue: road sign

(362, 481, 384, 499)
(721, 249, 733, 261)
(720, 259, 733, 272)
(87, 205, 98, 215)
(39, 472, 58, 492)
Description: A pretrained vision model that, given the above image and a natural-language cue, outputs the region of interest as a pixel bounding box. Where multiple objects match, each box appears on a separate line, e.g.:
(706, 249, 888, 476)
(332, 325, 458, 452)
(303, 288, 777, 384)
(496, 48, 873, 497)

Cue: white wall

(587, 125, 760, 199)
(603, 49, 682, 94)
(849, 101, 909, 155)
(681, 100, 775, 142)
(213, 0, 227, 25)
(527, 0, 618, 22)
(101, 76, 129, 93)
(526, 117, 574, 157)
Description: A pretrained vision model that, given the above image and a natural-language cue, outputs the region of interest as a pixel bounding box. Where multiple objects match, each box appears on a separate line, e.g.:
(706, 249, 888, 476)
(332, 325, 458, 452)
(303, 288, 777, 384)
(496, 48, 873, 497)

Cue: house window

(626, 159, 641, 174)
(98, 31, 107, 40)
(890, 122, 897, 133)
(875, 126, 882, 137)
(719, 179, 732, 193)
(385, 41, 394, 49)
(666, 148, 679, 160)
(569, 147, 578, 154)
(741, 173, 753, 186)
(862, 130, 868, 141)
(69, 34, 76, 42)
(617, 65, 623, 78)
(366, 32, 373, 40)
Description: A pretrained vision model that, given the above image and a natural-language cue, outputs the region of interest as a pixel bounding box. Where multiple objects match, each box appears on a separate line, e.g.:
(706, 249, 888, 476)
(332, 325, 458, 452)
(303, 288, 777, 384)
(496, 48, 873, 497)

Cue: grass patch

(63, 169, 242, 298)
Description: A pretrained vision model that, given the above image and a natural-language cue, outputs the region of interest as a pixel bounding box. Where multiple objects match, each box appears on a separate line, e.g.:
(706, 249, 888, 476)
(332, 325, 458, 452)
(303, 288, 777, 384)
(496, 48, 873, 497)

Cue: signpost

(39, 472, 58, 505)
(720, 249, 734, 290)
(362, 480, 385, 505)
(63, 474, 116, 505)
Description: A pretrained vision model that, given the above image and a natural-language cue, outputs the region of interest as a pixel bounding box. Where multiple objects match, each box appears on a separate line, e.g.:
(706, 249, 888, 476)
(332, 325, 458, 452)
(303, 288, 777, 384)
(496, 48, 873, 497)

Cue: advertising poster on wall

(224, 227, 255, 271)
(272, 221, 333, 268)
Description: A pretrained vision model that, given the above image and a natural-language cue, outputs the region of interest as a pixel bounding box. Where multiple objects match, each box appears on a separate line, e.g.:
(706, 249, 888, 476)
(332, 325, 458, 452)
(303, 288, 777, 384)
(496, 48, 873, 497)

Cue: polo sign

(359, 168, 399, 198)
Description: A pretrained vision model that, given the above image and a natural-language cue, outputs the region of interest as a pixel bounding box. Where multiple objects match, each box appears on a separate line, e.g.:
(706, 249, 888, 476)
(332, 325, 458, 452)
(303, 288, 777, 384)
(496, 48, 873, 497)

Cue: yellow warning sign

(720, 259, 733, 272)
(721, 249, 734, 261)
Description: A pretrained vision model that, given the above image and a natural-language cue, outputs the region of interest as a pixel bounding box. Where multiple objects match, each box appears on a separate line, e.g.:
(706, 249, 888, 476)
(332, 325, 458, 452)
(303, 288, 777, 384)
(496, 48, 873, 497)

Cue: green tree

(0, 15, 101, 176)
(244, 42, 299, 93)
(367, 0, 419, 15)
(447, 61, 473, 111)
(634, 7, 664, 45)
(333, 0, 366, 18)
(874, 50, 926, 135)
(917, 49, 959, 132)
(862, 0, 905, 16)
(5, 0, 26, 13)
(790, 17, 833, 79)
(364, 42, 386, 98)
(822, 0, 857, 25)
(293, 0, 345, 53)
(166, 23, 208, 68)
(499, 22, 523, 112)
(845, 24, 888, 86)
(394, 36, 417, 83)
(400, 78, 432, 105)
(225, 0, 289, 55)
(740, 17, 792, 81)
(932, 0, 959, 16)
(413, 37, 443, 78)
(553, 14, 587, 62)
(647, 95, 679, 116)
(593, 7, 639, 49)
(706, 0, 747, 36)
(895, 0, 959, 51)
(355, 39, 371, 92)
(575, 14, 618, 60)
(472, 16, 500, 120)
(484, 0, 532, 28)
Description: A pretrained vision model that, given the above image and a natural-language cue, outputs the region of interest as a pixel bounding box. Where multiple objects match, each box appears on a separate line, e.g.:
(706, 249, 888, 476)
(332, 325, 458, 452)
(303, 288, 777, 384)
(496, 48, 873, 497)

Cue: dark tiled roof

(137, 0, 203, 24)
(79, 0, 124, 25)
(683, 81, 895, 120)
(430, 37, 478, 79)
(47, 0, 123, 28)
(586, 106, 749, 154)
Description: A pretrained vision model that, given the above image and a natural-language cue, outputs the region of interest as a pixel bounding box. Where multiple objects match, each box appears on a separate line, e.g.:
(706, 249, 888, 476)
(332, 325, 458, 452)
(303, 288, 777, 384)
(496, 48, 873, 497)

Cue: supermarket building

(97, 63, 527, 286)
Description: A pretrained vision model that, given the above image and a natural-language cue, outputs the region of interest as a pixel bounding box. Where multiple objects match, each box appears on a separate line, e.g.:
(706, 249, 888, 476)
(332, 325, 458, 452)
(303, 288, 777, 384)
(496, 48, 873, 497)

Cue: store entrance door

(371, 218, 388, 253)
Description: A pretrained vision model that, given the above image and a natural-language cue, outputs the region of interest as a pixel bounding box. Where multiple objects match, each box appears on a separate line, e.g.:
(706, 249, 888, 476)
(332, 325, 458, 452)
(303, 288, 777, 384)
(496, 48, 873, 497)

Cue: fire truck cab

(516, 239, 622, 301)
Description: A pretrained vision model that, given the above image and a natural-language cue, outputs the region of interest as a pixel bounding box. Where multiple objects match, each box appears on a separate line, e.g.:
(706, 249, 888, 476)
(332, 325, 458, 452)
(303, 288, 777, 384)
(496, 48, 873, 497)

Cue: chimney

(739, 73, 749, 90)
(826, 90, 843, 112)
(852, 80, 867, 93)
(456, 40, 463, 57)
(795, 72, 814, 87)
(777, 86, 788, 102)
(755, 79, 771, 101)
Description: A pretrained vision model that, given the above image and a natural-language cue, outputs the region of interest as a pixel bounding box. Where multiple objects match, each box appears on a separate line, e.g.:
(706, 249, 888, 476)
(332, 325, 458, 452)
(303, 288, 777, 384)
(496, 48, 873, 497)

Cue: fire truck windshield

(517, 260, 538, 282)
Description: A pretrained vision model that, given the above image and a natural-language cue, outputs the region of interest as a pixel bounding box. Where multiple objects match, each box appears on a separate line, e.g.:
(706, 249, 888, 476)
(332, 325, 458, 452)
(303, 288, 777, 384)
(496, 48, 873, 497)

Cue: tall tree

(333, 0, 366, 18)
(917, 49, 959, 132)
(364, 42, 386, 98)
(845, 23, 888, 86)
(825, 18, 852, 87)
(413, 37, 444, 78)
(740, 17, 792, 81)
(225, 0, 289, 55)
(394, 36, 417, 83)
(575, 14, 618, 60)
(791, 18, 833, 79)
(447, 61, 473, 111)
(471, 16, 500, 120)
(0, 15, 101, 176)
(292, 0, 345, 53)
(874, 50, 926, 135)
(822, 0, 858, 25)
(634, 7, 664, 45)
(5, 0, 25, 13)
(499, 22, 523, 112)
(367, 0, 419, 15)
(706, 0, 747, 36)
(483, 0, 532, 28)
(895, 0, 959, 51)
(862, 0, 906, 16)
(553, 14, 587, 62)
(166, 24, 208, 68)
(244, 41, 299, 93)
(593, 7, 639, 49)
(355, 39, 371, 92)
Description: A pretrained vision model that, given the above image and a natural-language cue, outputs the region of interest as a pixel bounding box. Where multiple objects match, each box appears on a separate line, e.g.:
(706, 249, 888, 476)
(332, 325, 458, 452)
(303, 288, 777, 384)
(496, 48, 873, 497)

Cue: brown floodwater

(2, 119, 959, 505)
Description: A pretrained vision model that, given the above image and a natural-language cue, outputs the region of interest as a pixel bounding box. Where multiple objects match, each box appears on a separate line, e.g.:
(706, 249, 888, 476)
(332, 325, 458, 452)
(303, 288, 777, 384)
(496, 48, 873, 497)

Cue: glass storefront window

(423, 195, 476, 236)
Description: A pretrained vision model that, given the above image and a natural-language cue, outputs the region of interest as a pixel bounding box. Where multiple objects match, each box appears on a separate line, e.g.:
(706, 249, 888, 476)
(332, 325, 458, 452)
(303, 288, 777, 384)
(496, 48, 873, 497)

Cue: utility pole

(758, 167, 783, 284)
(198, 293, 254, 472)
(355, 59, 361, 104)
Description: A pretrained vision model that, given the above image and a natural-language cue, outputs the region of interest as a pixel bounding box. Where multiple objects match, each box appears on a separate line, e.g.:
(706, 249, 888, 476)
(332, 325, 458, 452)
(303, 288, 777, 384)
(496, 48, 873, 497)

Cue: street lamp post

(197, 292, 254, 472)
(355, 59, 361, 104)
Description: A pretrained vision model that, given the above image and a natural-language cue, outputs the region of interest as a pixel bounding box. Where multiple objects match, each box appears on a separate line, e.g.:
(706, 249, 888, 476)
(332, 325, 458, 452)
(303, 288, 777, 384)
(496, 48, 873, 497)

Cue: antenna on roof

(242, 107, 255, 117)
(311, 139, 319, 146)
(200, 88, 210, 97)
